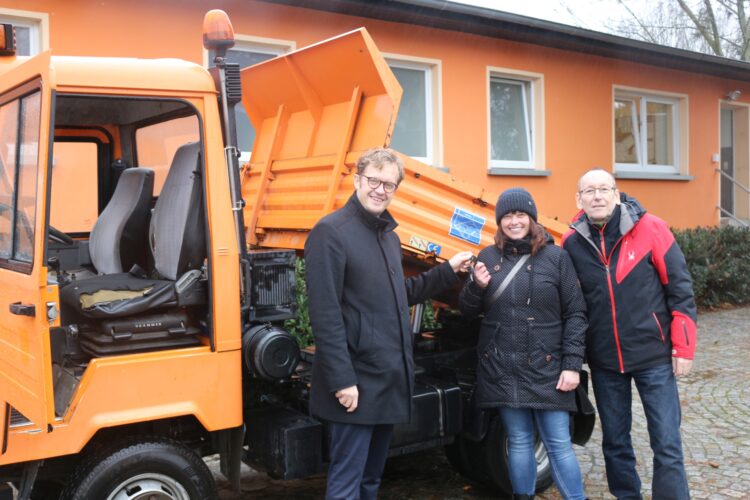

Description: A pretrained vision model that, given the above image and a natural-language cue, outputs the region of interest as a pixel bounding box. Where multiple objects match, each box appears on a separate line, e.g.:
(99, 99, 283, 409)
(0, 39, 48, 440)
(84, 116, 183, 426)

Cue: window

(0, 9, 48, 56)
(50, 142, 98, 233)
(0, 88, 41, 270)
(487, 69, 544, 172)
(614, 89, 686, 174)
(206, 36, 294, 159)
(135, 116, 200, 194)
(386, 57, 441, 166)
(490, 77, 531, 164)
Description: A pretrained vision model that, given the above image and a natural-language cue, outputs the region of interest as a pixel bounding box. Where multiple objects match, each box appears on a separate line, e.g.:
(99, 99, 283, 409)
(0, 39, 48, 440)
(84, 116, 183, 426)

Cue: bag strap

(486, 254, 529, 305)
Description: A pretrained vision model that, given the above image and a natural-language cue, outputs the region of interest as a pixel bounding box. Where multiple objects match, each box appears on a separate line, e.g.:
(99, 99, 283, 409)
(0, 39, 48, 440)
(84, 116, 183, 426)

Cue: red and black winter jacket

(562, 194, 697, 373)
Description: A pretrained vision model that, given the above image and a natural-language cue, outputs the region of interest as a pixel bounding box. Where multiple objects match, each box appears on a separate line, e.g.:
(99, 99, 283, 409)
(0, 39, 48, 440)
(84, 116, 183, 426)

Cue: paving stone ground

(213, 306, 750, 499)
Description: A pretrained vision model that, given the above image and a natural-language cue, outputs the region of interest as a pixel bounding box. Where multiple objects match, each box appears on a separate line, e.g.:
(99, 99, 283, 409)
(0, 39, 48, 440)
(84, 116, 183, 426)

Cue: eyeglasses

(360, 175, 398, 193)
(579, 186, 615, 198)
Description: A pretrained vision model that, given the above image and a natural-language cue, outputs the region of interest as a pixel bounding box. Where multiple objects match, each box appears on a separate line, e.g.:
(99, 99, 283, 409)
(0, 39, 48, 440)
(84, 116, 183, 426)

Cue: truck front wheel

(60, 438, 217, 500)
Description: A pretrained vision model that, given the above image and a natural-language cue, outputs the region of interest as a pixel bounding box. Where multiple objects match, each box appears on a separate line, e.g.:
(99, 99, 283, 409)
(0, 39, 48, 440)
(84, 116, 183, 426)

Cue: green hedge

(673, 225, 750, 310)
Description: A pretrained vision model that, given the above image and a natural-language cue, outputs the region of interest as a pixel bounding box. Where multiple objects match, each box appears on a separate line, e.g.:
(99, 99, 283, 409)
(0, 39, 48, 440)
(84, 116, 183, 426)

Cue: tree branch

(676, 0, 724, 55)
(616, 0, 661, 43)
(736, 0, 750, 59)
(715, 0, 738, 16)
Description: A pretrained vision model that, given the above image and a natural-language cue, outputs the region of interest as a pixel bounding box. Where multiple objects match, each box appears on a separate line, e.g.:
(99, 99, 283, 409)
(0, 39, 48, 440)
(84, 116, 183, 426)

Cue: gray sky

(447, 0, 651, 32)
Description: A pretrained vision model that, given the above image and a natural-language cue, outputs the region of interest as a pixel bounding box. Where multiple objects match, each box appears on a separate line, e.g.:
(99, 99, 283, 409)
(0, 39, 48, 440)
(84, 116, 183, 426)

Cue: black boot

(512, 495, 534, 500)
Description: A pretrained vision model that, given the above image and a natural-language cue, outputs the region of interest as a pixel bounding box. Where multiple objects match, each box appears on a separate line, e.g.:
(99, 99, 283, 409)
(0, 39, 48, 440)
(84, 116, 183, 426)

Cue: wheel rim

(106, 473, 191, 500)
(502, 434, 551, 481)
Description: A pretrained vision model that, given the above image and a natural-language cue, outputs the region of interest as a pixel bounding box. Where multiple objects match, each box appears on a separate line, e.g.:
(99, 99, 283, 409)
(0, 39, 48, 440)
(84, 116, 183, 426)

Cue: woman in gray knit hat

(459, 187, 588, 500)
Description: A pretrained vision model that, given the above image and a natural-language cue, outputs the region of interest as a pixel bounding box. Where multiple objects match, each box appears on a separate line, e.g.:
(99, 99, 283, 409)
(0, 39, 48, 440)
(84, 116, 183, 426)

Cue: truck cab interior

(46, 93, 211, 417)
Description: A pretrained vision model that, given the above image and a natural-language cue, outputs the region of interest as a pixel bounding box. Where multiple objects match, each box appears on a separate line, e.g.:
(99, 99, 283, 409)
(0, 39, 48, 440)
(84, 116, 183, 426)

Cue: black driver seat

(60, 142, 206, 320)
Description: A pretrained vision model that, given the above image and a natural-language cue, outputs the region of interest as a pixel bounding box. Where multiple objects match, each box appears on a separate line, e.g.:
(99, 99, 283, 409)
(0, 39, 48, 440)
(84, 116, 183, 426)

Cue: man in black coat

(304, 148, 473, 500)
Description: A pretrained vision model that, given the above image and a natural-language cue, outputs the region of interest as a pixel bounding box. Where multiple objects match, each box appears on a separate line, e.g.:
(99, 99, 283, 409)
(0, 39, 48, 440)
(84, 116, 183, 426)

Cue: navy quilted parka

(459, 237, 588, 411)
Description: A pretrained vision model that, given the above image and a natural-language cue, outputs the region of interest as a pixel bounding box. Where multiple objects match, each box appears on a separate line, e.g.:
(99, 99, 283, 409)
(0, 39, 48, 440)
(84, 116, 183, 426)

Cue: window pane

(0, 99, 19, 259)
(646, 101, 674, 166)
(136, 115, 199, 194)
(51, 142, 98, 233)
(211, 48, 278, 154)
(390, 67, 428, 158)
(614, 99, 639, 164)
(14, 26, 31, 56)
(223, 49, 277, 68)
(14, 91, 41, 262)
(490, 79, 529, 162)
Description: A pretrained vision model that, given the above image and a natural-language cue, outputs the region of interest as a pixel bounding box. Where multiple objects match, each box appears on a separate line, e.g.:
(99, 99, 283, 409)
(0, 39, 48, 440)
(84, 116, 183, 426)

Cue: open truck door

(0, 51, 56, 445)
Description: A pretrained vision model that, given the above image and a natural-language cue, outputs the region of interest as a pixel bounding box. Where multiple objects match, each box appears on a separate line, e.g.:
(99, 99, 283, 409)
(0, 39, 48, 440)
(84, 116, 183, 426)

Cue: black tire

(444, 435, 490, 484)
(481, 416, 553, 495)
(60, 437, 217, 500)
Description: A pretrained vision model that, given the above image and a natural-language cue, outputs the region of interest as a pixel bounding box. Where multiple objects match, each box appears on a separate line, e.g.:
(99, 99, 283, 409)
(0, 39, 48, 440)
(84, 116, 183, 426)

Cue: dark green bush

(284, 257, 442, 347)
(284, 258, 314, 348)
(673, 225, 750, 310)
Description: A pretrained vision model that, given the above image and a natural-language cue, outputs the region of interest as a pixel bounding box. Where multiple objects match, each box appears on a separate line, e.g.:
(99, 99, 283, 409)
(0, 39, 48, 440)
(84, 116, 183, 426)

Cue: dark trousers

(326, 422, 394, 500)
(592, 363, 689, 500)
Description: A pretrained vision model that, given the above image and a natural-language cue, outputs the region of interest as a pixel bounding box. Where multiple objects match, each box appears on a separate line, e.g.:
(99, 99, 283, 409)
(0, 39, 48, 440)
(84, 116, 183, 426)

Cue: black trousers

(325, 422, 394, 500)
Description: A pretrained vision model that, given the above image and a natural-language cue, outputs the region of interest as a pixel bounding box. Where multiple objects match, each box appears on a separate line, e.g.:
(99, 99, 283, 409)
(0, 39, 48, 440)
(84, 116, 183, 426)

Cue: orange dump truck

(0, 12, 591, 499)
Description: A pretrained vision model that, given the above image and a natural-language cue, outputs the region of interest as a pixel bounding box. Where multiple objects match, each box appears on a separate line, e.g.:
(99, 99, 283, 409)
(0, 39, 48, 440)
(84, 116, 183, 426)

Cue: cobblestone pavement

(213, 306, 750, 499)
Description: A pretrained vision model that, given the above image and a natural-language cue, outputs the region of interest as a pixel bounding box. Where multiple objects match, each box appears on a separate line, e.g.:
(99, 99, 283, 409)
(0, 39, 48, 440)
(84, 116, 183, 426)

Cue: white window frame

(384, 54, 442, 167)
(203, 35, 295, 161)
(487, 67, 544, 171)
(0, 8, 49, 56)
(613, 87, 687, 175)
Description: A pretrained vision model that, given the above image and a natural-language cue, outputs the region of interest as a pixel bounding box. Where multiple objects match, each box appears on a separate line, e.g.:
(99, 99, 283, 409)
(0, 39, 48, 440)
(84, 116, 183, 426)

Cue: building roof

(262, 0, 750, 82)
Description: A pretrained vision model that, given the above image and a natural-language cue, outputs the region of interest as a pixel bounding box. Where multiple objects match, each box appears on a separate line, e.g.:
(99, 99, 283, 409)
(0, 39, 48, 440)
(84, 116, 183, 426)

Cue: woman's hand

(556, 370, 580, 392)
(473, 261, 491, 289)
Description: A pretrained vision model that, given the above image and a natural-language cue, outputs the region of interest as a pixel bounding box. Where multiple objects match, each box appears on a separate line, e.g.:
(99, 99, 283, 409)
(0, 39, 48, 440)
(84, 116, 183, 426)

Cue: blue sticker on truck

(449, 208, 485, 245)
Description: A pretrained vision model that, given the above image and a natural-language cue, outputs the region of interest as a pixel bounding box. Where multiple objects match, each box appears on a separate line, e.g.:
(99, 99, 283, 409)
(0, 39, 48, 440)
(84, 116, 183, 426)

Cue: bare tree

(611, 0, 750, 60)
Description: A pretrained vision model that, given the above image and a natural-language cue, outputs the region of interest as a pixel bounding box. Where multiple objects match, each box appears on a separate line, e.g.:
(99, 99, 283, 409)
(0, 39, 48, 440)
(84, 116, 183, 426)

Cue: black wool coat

(304, 194, 459, 425)
(459, 238, 587, 412)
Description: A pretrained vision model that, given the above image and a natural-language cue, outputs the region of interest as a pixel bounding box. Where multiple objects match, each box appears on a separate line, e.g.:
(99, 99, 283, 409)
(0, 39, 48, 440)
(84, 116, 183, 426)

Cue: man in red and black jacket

(562, 169, 696, 500)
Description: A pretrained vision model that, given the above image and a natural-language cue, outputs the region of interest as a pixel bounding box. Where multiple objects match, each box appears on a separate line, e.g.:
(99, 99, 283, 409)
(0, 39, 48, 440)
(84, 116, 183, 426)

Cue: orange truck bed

(240, 28, 566, 263)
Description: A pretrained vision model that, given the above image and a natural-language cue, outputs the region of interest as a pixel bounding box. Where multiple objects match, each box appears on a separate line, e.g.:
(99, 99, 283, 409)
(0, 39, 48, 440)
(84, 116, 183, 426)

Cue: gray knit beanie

(495, 187, 538, 223)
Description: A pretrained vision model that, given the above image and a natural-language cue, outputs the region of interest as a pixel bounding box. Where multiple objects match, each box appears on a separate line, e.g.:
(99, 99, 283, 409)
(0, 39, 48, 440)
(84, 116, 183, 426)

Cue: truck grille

(248, 250, 297, 322)
(9, 407, 31, 427)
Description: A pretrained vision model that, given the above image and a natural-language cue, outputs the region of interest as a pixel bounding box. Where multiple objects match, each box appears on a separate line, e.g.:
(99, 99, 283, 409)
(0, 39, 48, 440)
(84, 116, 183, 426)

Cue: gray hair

(577, 168, 617, 191)
(356, 148, 405, 184)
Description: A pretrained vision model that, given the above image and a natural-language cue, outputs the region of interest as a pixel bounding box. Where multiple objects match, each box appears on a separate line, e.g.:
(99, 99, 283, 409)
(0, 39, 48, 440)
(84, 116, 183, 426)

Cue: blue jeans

(591, 363, 689, 500)
(499, 408, 586, 500)
(326, 422, 393, 500)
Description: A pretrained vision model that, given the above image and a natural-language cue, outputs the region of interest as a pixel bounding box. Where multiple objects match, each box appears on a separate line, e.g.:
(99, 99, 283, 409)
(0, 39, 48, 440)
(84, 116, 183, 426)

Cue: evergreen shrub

(673, 225, 750, 310)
